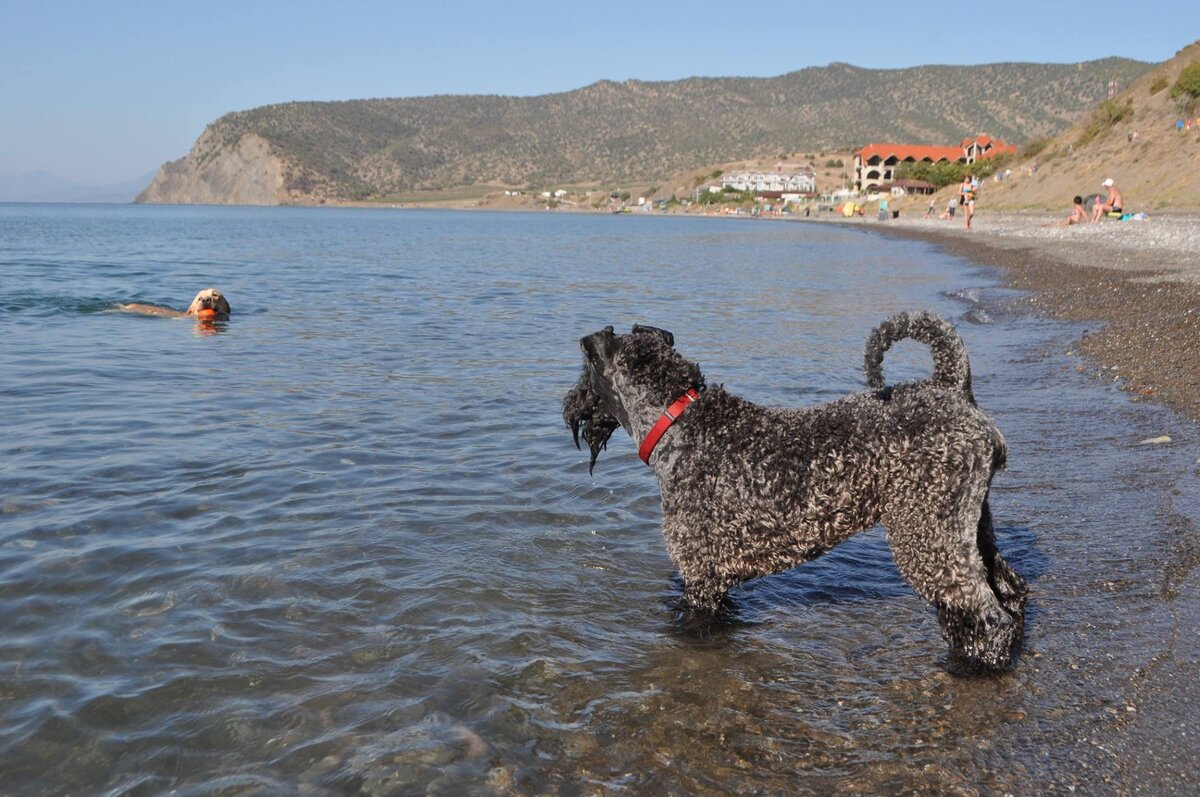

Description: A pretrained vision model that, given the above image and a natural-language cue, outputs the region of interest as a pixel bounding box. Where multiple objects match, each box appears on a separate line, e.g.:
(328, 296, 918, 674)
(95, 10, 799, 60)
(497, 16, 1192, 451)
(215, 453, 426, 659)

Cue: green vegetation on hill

(894, 153, 1015, 189)
(167, 58, 1154, 202)
(1076, 97, 1135, 146)
(1170, 61, 1200, 108)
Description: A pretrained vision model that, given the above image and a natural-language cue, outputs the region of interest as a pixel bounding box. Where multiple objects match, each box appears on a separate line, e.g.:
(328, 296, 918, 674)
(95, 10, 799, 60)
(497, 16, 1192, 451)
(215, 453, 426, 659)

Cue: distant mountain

(138, 57, 1155, 205)
(0, 171, 83, 202)
(0, 170, 158, 203)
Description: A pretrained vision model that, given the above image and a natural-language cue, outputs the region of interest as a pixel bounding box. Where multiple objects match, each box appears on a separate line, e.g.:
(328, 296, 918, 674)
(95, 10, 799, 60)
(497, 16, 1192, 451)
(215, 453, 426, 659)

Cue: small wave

(961, 307, 992, 325)
(0, 293, 120, 316)
(942, 286, 983, 305)
(115, 591, 177, 617)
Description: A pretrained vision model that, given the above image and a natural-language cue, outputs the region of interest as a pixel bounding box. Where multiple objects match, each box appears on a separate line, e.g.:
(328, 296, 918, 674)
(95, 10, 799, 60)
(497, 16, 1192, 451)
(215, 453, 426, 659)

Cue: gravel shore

(825, 211, 1200, 424)
(848, 211, 1200, 794)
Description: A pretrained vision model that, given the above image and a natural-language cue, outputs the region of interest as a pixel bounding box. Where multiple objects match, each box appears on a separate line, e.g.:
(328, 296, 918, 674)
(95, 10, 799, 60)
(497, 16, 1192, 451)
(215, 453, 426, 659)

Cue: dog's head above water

(563, 324, 704, 473)
(185, 288, 231, 319)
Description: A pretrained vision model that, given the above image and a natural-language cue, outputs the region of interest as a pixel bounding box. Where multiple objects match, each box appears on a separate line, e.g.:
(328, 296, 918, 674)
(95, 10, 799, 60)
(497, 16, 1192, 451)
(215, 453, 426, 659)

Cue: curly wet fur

(562, 365, 621, 473)
(563, 312, 1028, 672)
(864, 311, 974, 401)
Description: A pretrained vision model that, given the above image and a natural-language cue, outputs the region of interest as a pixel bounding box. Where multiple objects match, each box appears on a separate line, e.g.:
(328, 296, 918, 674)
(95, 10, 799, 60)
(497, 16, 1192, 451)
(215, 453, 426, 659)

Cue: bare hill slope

(969, 40, 1200, 211)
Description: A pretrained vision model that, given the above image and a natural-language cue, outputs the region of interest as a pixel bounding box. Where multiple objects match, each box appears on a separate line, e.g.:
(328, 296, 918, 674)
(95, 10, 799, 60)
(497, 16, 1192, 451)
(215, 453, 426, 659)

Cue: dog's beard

(562, 369, 620, 475)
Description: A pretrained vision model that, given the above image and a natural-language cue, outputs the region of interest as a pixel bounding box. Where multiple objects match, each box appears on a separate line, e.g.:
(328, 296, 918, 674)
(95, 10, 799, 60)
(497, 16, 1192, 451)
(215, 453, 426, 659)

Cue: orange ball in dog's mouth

(196, 308, 217, 321)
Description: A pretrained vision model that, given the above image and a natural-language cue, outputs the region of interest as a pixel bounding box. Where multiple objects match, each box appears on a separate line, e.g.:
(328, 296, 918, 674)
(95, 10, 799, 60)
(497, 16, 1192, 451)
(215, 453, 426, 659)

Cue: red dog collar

(638, 388, 700, 464)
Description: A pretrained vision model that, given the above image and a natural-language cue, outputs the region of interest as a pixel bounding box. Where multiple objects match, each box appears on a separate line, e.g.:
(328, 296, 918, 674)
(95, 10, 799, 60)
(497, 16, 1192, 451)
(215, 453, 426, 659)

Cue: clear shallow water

(1, 205, 1197, 795)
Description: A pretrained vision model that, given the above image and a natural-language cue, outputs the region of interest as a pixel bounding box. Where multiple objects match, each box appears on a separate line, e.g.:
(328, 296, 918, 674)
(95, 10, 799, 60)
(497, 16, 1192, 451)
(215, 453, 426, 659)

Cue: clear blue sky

(2, 1, 1196, 184)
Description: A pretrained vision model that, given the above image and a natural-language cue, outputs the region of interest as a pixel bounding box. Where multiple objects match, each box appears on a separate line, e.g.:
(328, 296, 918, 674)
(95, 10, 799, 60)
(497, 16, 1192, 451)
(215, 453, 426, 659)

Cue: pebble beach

(833, 211, 1200, 424)
(852, 210, 1200, 793)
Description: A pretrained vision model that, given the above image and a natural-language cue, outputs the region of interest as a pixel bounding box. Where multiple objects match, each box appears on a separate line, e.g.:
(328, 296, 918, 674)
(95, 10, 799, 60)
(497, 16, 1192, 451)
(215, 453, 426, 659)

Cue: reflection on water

(0, 205, 1197, 794)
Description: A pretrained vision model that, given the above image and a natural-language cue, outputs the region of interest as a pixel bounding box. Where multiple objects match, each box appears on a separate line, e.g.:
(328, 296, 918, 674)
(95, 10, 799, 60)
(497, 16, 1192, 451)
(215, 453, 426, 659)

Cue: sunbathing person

(1092, 178, 1124, 222)
(1044, 196, 1090, 227)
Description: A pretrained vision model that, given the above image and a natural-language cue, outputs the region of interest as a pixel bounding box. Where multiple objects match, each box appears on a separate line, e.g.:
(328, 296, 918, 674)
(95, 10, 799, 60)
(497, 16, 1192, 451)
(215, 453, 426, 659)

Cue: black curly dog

(563, 312, 1027, 672)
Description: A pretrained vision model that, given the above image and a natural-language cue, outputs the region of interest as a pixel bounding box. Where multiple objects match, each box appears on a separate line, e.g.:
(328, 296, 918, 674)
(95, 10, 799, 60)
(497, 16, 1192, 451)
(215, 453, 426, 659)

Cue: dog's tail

(864, 311, 974, 401)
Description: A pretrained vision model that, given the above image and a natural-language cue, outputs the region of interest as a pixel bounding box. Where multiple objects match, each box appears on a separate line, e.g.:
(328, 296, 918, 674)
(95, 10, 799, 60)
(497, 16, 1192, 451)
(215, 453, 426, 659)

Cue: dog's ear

(582, 326, 618, 361)
(632, 324, 674, 347)
(214, 292, 231, 315)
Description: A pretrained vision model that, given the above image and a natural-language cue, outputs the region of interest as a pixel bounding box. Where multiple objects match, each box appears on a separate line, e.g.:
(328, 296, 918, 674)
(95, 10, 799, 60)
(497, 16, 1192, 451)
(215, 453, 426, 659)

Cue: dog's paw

(940, 605, 1024, 674)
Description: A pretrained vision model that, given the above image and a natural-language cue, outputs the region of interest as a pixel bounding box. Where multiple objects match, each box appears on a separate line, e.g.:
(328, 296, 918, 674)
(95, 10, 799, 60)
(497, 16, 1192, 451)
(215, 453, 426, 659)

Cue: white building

(721, 170, 816, 194)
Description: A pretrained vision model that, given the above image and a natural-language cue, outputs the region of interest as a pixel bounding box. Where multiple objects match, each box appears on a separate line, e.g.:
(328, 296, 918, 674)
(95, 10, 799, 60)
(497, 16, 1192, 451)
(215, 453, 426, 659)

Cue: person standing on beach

(926, 197, 937, 217)
(960, 175, 977, 229)
(1092, 178, 1124, 222)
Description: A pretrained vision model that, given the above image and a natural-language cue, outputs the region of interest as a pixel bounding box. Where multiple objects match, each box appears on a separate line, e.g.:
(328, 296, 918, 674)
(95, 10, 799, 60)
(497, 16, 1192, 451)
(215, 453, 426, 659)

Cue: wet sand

(834, 210, 1200, 795)
(831, 211, 1200, 425)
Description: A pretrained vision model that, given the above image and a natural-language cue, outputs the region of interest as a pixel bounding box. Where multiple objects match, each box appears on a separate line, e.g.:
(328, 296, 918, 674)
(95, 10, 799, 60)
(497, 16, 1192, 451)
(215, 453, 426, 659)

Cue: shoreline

(857, 211, 1200, 793)
(817, 212, 1200, 426)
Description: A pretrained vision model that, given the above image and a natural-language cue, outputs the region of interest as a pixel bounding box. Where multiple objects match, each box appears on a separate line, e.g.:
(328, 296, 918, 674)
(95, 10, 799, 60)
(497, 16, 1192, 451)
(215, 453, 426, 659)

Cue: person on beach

(926, 198, 937, 218)
(939, 196, 957, 220)
(1092, 178, 1124, 222)
(1043, 195, 1090, 227)
(960, 175, 977, 229)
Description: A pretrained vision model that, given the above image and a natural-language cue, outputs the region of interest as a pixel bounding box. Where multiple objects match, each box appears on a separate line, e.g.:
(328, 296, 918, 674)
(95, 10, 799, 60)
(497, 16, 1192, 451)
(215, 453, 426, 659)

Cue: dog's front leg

(676, 584, 735, 635)
(679, 570, 737, 620)
(682, 582, 724, 616)
(663, 516, 737, 620)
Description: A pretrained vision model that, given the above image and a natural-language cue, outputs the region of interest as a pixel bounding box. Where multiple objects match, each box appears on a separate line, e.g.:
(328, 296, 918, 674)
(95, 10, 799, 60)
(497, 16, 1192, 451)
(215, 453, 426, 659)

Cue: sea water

(1, 204, 1197, 795)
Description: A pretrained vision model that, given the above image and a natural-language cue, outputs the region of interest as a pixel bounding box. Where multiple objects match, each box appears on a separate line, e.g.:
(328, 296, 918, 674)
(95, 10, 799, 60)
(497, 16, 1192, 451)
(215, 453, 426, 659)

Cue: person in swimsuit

(960, 175, 977, 229)
(1092, 178, 1124, 222)
(1043, 195, 1090, 227)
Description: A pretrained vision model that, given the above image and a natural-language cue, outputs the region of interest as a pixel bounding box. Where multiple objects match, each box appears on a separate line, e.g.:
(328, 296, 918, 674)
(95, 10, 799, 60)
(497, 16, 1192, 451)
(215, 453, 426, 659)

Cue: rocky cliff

(136, 132, 285, 205)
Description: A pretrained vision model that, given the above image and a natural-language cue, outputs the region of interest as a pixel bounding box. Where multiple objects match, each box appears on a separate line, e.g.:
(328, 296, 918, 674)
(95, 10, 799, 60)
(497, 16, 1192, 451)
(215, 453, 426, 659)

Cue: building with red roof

(853, 136, 1017, 192)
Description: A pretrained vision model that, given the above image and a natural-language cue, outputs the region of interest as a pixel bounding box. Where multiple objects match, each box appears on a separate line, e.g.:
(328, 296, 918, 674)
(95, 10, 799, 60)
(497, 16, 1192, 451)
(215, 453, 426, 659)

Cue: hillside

(939, 40, 1200, 211)
(137, 58, 1152, 205)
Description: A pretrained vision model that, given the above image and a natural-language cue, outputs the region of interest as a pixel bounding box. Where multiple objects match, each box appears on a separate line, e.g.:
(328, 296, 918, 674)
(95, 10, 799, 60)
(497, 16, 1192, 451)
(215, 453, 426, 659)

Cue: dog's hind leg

(884, 473, 1024, 672)
(976, 497, 1028, 620)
